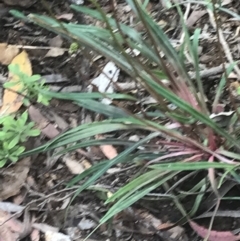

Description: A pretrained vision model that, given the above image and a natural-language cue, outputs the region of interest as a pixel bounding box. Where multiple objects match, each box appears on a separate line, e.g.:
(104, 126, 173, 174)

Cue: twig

(16, 45, 68, 51)
(207, 9, 240, 78)
(195, 210, 240, 219)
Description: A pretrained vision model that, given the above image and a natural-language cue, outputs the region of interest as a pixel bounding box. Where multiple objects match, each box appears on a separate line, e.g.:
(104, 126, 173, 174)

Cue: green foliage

(0, 62, 50, 167)
(6, 64, 51, 106)
(68, 42, 79, 54)
(9, 0, 240, 233)
(0, 111, 40, 167)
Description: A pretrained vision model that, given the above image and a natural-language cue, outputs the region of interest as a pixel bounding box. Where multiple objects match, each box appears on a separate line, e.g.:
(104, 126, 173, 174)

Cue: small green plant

(0, 111, 40, 167)
(5, 64, 51, 106)
(68, 42, 79, 54)
(0, 63, 51, 167)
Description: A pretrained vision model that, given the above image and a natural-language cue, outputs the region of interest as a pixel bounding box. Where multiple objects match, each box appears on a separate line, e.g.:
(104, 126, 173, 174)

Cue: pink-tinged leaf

(183, 154, 203, 162)
(190, 221, 240, 241)
(208, 129, 217, 151)
(156, 140, 196, 150)
(148, 150, 200, 164)
(172, 80, 200, 110)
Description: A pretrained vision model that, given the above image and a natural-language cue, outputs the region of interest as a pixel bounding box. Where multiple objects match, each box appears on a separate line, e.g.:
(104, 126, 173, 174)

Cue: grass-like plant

(10, 0, 240, 237)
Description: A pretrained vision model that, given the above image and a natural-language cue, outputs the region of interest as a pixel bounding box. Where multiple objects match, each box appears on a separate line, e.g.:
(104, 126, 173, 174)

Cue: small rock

(78, 218, 97, 230)
(69, 0, 84, 5)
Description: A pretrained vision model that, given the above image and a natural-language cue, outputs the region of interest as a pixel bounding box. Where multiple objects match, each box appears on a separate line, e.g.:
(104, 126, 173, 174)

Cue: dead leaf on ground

(96, 135, 118, 160)
(30, 229, 40, 241)
(28, 106, 60, 139)
(228, 72, 238, 79)
(48, 111, 69, 130)
(26, 176, 37, 189)
(63, 156, 85, 175)
(56, 13, 73, 20)
(45, 47, 65, 58)
(99, 144, 118, 160)
(230, 81, 240, 99)
(82, 159, 92, 169)
(0, 157, 30, 200)
(48, 36, 63, 48)
(60, 197, 71, 210)
(0, 43, 19, 65)
(63, 155, 91, 175)
(0, 209, 25, 241)
(13, 193, 25, 205)
(122, 208, 187, 240)
(0, 50, 32, 115)
(186, 10, 207, 28)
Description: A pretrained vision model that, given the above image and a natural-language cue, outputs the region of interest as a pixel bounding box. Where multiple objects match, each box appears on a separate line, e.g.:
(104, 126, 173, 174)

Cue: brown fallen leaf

(30, 229, 40, 241)
(0, 158, 30, 200)
(99, 144, 118, 160)
(28, 106, 60, 139)
(13, 193, 25, 205)
(0, 50, 32, 115)
(63, 155, 85, 175)
(0, 43, 19, 65)
(121, 208, 187, 240)
(56, 13, 73, 21)
(230, 81, 240, 99)
(48, 35, 63, 48)
(45, 47, 65, 58)
(186, 10, 207, 28)
(45, 35, 65, 57)
(48, 111, 69, 130)
(0, 209, 24, 241)
(96, 135, 118, 160)
(63, 155, 91, 175)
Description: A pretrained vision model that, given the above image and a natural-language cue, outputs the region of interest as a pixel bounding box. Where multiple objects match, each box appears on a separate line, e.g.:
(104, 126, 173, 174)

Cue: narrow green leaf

(70, 132, 160, 200)
(149, 162, 237, 171)
(101, 172, 176, 223)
